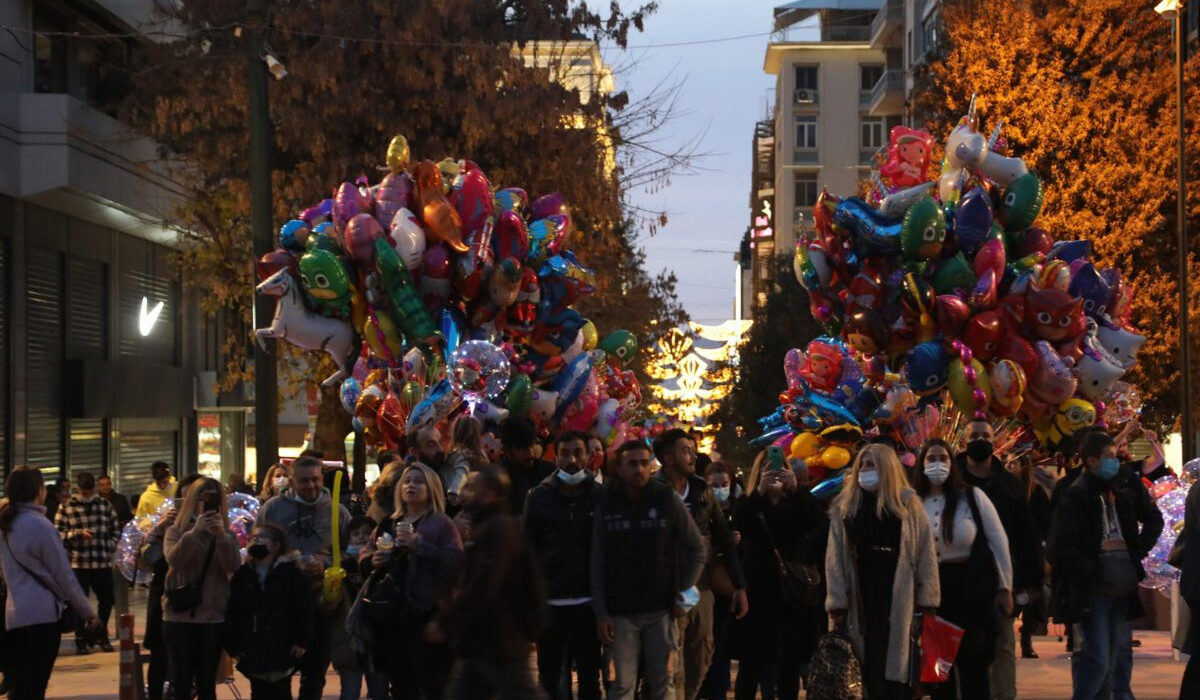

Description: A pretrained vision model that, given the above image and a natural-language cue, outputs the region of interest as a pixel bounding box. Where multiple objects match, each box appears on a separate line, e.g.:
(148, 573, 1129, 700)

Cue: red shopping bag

(920, 615, 965, 683)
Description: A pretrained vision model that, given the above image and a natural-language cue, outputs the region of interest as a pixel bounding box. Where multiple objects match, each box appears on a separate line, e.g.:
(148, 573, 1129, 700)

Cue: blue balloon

(551, 353, 593, 425)
(954, 187, 993, 257)
(407, 379, 453, 431)
(279, 219, 308, 252)
(749, 425, 793, 449)
(440, 308, 466, 366)
(904, 340, 949, 397)
(810, 472, 846, 500)
(833, 198, 902, 258)
(339, 377, 361, 415)
(1048, 240, 1092, 263)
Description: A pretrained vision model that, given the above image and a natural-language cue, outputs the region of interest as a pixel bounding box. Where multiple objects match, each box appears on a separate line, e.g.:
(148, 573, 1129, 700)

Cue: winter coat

(523, 473, 597, 600)
(440, 509, 548, 659)
(360, 511, 464, 616)
(54, 494, 119, 570)
(225, 558, 315, 679)
(0, 504, 96, 630)
(825, 488, 939, 683)
(502, 458, 554, 516)
(958, 455, 1044, 592)
(162, 520, 241, 624)
(1046, 468, 1163, 624)
(136, 479, 176, 519)
(653, 472, 748, 592)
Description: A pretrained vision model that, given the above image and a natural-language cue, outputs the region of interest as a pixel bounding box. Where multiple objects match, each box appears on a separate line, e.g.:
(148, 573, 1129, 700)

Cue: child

(444, 415, 487, 511)
(330, 516, 390, 700)
(225, 523, 314, 700)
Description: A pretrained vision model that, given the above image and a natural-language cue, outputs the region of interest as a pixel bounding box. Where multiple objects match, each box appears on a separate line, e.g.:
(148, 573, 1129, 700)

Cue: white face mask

(858, 470, 880, 492)
(272, 476, 289, 492)
(557, 468, 589, 486)
(712, 487, 731, 504)
(923, 461, 951, 485)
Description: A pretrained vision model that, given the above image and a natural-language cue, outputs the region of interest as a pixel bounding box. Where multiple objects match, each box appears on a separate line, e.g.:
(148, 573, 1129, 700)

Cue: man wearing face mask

(955, 419, 1042, 700)
(1047, 431, 1162, 700)
(523, 431, 602, 699)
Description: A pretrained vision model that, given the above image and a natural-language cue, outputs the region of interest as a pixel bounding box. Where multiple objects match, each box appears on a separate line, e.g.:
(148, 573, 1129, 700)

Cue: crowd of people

(0, 413, 1198, 700)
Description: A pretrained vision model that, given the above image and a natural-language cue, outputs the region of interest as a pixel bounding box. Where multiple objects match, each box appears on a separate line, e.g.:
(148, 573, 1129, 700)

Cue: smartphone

(202, 491, 221, 513)
(767, 446, 784, 472)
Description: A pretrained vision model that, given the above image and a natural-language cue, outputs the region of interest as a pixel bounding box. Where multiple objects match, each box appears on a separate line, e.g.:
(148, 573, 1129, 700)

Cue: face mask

(247, 543, 270, 560)
(557, 468, 589, 486)
(272, 477, 289, 492)
(712, 487, 731, 504)
(923, 461, 951, 485)
(1097, 457, 1121, 481)
(345, 544, 361, 557)
(858, 470, 880, 492)
(966, 439, 993, 462)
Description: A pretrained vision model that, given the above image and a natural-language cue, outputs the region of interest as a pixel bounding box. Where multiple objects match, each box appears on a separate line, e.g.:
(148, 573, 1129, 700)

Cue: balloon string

(367, 307, 400, 367)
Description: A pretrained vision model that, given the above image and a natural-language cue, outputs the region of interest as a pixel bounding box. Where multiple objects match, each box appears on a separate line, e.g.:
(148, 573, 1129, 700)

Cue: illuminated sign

(139, 296, 165, 337)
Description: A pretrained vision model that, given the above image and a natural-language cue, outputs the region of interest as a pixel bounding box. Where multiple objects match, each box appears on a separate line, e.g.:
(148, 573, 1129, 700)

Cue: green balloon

(998, 172, 1043, 231)
(598, 330, 638, 368)
(931, 253, 976, 295)
(506, 374, 532, 416)
(900, 196, 946, 261)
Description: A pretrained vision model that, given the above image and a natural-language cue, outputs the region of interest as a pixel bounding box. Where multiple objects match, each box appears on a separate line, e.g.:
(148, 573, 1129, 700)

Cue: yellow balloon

(820, 446, 852, 470)
(581, 320, 599, 351)
(386, 135, 410, 173)
(789, 432, 821, 459)
(363, 312, 403, 360)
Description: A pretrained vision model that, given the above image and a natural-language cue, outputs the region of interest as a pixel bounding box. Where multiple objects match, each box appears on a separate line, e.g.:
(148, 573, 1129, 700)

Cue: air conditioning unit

(794, 89, 818, 104)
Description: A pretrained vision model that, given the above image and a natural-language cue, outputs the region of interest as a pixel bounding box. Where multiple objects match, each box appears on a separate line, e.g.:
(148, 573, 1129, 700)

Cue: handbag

(963, 487, 1001, 605)
(806, 631, 864, 700)
(757, 512, 820, 608)
(165, 540, 216, 615)
(2, 535, 82, 633)
(359, 567, 408, 626)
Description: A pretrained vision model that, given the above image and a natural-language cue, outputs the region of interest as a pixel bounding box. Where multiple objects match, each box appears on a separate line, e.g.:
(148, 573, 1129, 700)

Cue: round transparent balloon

(449, 340, 511, 401)
(115, 498, 176, 584)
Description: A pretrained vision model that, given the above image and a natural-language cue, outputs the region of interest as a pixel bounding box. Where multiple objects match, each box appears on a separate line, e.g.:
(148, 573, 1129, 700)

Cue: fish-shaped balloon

(413, 160, 467, 253)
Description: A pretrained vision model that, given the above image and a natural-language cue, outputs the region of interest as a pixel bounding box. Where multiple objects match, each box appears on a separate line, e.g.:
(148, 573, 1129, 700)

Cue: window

(861, 115, 885, 150)
(860, 64, 884, 92)
(922, 11, 940, 57)
(33, 5, 68, 94)
(795, 115, 818, 150)
(794, 65, 818, 91)
(794, 174, 819, 209)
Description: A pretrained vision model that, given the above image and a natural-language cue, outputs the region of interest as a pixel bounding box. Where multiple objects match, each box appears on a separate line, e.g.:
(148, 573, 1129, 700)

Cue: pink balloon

(333, 182, 365, 232)
(373, 172, 413, 230)
(344, 213, 384, 266)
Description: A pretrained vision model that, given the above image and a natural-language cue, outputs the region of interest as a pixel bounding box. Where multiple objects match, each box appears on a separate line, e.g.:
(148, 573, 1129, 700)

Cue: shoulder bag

(165, 539, 216, 615)
(2, 534, 81, 632)
(806, 516, 864, 700)
(757, 511, 820, 608)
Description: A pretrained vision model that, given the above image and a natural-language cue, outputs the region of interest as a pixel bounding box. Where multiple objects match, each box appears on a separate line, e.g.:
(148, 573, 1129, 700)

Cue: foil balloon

(506, 373, 532, 416)
(529, 192, 567, 220)
(419, 244, 453, 314)
(255, 269, 357, 387)
(388, 208, 427, 272)
(1029, 340, 1078, 405)
(598, 330, 638, 369)
(878, 126, 933, 189)
(385, 135, 411, 173)
(904, 341, 949, 398)
(900, 196, 946, 262)
(954, 187, 994, 257)
(998, 172, 1044, 231)
(279, 219, 310, 253)
(256, 248, 298, 282)
(932, 253, 976, 295)
(989, 359, 1026, 416)
(948, 351, 990, 418)
(374, 172, 413, 230)
(494, 187, 528, 215)
(963, 311, 1004, 360)
(833, 198, 902, 258)
(406, 378, 457, 430)
(332, 182, 367, 232)
(344, 213, 384, 266)
(413, 160, 468, 253)
(449, 340, 512, 403)
(1096, 323, 1145, 368)
(339, 377, 361, 415)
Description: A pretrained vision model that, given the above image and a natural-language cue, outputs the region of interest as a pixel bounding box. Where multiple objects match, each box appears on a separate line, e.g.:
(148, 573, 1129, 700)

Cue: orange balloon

(414, 161, 467, 253)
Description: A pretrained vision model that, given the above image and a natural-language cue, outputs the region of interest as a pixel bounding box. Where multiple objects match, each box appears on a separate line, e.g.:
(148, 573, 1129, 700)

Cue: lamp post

(1156, 0, 1193, 462)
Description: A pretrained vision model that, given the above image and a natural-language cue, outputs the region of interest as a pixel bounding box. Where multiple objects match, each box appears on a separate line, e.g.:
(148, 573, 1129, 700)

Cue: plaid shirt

(54, 494, 119, 570)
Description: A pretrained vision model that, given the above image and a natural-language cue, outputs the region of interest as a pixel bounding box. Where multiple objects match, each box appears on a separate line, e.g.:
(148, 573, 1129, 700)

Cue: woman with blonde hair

(826, 443, 939, 700)
(258, 463, 289, 501)
(360, 463, 463, 698)
(444, 415, 486, 506)
(162, 477, 240, 700)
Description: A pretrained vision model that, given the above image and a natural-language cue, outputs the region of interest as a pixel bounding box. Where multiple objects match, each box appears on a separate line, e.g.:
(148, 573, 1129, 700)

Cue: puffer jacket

(224, 557, 315, 679)
(522, 473, 597, 600)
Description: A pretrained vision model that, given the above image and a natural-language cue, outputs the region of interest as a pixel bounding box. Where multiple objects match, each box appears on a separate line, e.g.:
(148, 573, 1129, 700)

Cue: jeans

(5, 622, 61, 700)
(298, 606, 333, 700)
(249, 676, 293, 700)
(989, 617, 1016, 700)
(699, 595, 732, 700)
(673, 590, 714, 700)
(1071, 593, 1132, 700)
(339, 667, 391, 700)
(610, 612, 677, 700)
(537, 603, 601, 700)
(444, 656, 546, 700)
(164, 621, 224, 700)
(73, 567, 114, 642)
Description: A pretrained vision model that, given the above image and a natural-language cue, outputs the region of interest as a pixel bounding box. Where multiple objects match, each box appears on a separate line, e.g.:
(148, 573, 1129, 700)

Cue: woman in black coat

(224, 523, 315, 700)
(728, 455, 825, 700)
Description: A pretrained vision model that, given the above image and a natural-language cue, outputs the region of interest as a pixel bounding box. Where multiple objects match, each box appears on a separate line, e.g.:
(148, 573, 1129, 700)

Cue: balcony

(870, 0, 905, 49)
(868, 69, 905, 116)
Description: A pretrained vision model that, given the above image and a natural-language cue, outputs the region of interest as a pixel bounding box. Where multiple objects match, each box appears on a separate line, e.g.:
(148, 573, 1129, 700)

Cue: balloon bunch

(117, 493, 261, 583)
(256, 136, 642, 451)
(784, 97, 1145, 456)
(1140, 459, 1199, 591)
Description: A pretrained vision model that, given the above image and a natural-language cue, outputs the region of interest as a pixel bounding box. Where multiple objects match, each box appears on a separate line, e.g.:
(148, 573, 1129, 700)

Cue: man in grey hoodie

(255, 456, 351, 700)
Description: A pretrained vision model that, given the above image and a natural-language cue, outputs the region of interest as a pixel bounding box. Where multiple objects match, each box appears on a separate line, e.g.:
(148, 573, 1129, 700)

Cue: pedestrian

(500, 416, 555, 516)
(698, 460, 740, 700)
(330, 516, 390, 700)
(45, 477, 70, 522)
(259, 463, 290, 502)
(524, 430, 602, 700)
(592, 439, 705, 700)
(1046, 431, 1163, 700)
(954, 418, 1042, 699)
(587, 435, 607, 483)
(408, 424, 448, 484)
(1178, 472, 1200, 700)
(652, 429, 749, 700)
(728, 451, 824, 700)
(137, 462, 177, 519)
(914, 438, 1014, 699)
(54, 471, 120, 654)
(445, 414, 487, 510)
(359, 462, 464, 699)
(441, 466, 550, 699)
(367, 458, 405, 523)
(0, 466, 102, 700)
(254, 455, 352, 700)
(826, 443, 940, 700)
(97, 475, 134, 528)
(225, 523, 315, 700)
(139, 473, 202, 700)
(162, 477, 240, 700)
(1006, 454, 1052, 658)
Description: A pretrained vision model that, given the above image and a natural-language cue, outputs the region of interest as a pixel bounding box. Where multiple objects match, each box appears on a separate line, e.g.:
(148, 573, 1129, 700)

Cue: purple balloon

(954, 187, 993, 257)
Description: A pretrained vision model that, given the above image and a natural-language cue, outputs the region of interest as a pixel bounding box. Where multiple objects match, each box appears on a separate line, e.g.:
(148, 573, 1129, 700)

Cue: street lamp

(1155, 0, 1193, 463)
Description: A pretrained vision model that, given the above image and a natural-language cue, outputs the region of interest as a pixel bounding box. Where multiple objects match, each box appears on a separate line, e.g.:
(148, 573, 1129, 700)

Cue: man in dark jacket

(1179, 478, 1200, 698)
(956, 418, 1042, 700)
(442, 466, 548, 699)
(500, 416, 554, 516)
(593, 440, 705, 700)
(524, 430, 601, 700)
(1047, 431, 1163, 700)
(652, 429, 747, 700)
(97, 476, 133, 528)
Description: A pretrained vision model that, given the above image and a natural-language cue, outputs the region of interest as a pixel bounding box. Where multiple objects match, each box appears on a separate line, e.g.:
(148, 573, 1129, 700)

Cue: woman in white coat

(827, 443, 940, 699)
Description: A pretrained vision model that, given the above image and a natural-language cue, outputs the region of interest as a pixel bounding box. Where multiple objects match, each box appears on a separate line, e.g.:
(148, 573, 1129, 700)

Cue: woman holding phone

(162, 477, 240, 700)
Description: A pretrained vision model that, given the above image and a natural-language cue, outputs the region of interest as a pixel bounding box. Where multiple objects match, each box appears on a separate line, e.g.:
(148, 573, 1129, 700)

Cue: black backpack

(806, 631, 864, 700)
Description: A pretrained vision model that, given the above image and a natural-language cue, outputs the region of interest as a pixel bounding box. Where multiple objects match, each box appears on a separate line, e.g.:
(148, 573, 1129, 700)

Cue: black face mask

(966, 439, 994, 463)
(247, 544, 271, 560)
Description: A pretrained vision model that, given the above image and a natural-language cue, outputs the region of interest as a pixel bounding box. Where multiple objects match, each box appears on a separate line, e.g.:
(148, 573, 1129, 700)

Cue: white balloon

(389, 208, 427, 272)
